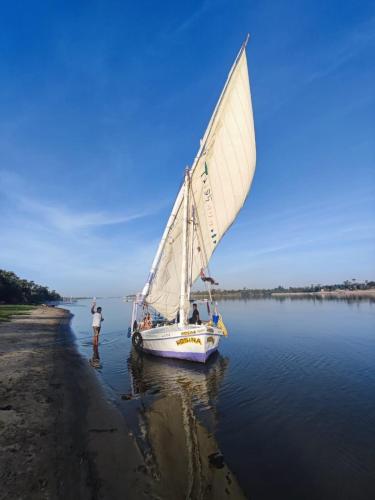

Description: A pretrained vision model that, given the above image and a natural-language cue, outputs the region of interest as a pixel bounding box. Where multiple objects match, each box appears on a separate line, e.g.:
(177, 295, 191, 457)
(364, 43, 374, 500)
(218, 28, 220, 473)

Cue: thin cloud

(0, 198, 159, 295)
(0, 169, 162, 232)
(216, 222, 375, 278)
(172, 0, 213, 35)
(17, 196, 154, 232)
(235, 190, 375, 234)
(306, 17, 375, 83)
(170, 0, 238, 37)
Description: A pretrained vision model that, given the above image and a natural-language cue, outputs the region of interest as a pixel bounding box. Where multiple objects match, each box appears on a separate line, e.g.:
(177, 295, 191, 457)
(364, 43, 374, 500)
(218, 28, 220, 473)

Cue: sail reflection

(127, 350, 246, 499)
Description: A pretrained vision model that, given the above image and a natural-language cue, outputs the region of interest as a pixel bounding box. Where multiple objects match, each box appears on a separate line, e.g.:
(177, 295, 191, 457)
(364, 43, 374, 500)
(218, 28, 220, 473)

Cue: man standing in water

(91, 300, 104, 347)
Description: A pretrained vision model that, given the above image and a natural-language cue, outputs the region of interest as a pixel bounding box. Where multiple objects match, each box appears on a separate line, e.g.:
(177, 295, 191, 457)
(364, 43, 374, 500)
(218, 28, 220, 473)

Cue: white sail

(143, 44, 256, 321)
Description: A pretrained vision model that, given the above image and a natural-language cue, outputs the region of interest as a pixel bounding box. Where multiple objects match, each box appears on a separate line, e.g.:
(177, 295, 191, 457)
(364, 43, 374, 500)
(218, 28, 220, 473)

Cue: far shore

(271, 289, 375, 297)
(191, 288, 375, 300)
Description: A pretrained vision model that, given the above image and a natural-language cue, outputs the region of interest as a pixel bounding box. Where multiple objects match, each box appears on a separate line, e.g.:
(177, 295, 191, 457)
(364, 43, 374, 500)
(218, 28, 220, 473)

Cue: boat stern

(141, 324, 224, 363)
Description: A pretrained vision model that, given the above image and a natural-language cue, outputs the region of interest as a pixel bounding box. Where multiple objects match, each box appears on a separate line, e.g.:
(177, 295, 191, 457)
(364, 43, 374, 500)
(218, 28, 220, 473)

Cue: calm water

(69, 297, 375, 499)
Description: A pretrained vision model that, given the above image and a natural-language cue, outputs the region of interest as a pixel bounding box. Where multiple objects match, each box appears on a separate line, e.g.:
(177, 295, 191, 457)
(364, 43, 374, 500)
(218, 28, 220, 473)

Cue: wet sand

(0, 307, 150, 500)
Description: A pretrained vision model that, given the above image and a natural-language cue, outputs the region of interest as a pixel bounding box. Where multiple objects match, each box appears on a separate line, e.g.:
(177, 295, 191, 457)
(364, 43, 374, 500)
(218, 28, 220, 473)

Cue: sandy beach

(0, 307, 151, 500)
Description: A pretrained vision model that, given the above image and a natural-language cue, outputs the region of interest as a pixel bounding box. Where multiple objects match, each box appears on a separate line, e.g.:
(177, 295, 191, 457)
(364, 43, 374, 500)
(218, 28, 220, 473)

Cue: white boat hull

(133, 324, 224, 363)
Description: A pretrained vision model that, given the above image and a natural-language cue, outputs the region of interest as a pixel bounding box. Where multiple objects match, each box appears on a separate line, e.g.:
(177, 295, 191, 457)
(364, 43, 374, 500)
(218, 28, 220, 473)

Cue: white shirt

(92, 312, 102, 327)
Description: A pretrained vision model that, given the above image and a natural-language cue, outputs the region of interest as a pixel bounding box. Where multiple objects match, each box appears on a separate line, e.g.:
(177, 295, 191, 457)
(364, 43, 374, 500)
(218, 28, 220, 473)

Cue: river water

(68, 297, 375, 499)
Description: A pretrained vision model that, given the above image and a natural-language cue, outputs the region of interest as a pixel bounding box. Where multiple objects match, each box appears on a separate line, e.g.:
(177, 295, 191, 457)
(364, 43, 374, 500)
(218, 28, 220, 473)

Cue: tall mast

(179, 168, 190, 326)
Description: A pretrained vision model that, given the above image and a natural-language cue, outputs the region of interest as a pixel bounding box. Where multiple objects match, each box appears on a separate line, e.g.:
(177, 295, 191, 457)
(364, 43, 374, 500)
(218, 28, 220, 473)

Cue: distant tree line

(192, 279, 375, 299)
(0, 269, 61, 305)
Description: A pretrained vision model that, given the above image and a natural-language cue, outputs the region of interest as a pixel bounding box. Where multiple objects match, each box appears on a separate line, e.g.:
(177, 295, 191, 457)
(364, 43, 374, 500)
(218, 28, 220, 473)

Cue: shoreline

(191, 289, 375, 300)
(271, 289, 375, 298)
(0, 307, 150, 499)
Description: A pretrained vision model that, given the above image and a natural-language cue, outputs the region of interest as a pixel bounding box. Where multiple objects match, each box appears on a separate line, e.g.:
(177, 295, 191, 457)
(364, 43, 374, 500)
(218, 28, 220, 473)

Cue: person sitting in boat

(189, 303, 201, 325)
(140, 313, 152, 331)
(145, 313, 152, 329)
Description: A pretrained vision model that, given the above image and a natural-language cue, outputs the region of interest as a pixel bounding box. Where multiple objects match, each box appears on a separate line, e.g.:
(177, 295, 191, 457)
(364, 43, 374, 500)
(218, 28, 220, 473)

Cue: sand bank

(0, 307, 150, 500)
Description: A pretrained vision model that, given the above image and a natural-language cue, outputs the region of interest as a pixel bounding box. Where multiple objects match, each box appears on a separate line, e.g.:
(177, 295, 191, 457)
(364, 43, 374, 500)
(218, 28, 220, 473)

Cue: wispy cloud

(257, 16, 375, 123)
(214, 190, 375, 283)
(0, 169, 161, 233)
(173, 0, 212, 35)
(306, 17, 375, 83)
(242, 223, 375, 260)
(0, 169, 162, 294)
(213, 219, 375, 288)
(16, 196, 154, 232)
(236, 190, 375, 234)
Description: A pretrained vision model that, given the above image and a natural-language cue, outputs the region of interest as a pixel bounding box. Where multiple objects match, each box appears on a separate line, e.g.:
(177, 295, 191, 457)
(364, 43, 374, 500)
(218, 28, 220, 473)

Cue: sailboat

(129, 36, 256, 362)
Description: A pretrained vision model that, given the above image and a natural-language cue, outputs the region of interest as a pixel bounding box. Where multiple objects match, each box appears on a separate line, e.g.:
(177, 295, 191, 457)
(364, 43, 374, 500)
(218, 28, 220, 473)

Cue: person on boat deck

(189, 303, 201, 325)
(91, 304, 104, 347)
(145, 313, 152, 329)
(140, 313, 152, 331)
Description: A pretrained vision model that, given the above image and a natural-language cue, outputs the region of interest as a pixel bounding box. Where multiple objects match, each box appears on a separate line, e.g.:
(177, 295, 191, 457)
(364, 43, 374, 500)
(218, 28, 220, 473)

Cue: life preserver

(132, 331, 143, 350)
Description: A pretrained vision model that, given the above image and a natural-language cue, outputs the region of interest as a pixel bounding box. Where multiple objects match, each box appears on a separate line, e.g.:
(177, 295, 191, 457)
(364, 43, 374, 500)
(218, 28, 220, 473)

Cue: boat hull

(134, 324, 224, 363)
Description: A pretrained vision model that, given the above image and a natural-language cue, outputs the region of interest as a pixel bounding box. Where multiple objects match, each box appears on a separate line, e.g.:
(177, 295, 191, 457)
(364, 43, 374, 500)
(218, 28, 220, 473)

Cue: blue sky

(0, 0, 374, 296)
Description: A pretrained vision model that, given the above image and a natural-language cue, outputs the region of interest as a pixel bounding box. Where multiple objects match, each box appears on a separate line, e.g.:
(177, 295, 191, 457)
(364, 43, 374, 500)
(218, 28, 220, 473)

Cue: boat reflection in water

(127, 349, 246, 499)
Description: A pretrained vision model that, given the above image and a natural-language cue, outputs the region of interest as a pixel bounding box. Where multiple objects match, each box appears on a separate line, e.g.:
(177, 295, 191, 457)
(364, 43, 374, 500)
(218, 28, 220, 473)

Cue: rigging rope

(190, 188, 215, 313)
